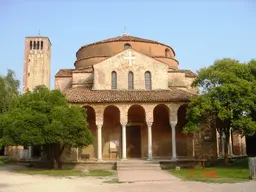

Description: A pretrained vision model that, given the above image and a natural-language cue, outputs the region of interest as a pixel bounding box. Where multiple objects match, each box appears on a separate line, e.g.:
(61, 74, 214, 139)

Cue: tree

(0, 85, 93, 169)
(0, 69, 20, 114)
(184, 58, 256, 165)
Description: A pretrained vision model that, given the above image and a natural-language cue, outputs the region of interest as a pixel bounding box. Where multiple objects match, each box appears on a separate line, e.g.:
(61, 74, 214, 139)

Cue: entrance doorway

(126, 126, 141, 158)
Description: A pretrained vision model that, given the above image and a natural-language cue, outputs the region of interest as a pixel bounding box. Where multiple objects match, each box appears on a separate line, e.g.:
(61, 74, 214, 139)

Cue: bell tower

(23, 36, 51, 92)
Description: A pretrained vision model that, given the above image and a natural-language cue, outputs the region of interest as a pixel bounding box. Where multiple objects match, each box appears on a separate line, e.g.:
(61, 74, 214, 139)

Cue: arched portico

(126, 105, 146, 158)
(80, 105, 97, 160)
(176, 104, 193, 158)
(152, 104, 172, 158)
(102, 105, 121, 159)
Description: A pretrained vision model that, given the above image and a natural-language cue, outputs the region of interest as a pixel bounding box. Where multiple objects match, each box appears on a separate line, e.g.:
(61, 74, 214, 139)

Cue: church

(5, 34, 247, 165)
(54, 34, 246, 162)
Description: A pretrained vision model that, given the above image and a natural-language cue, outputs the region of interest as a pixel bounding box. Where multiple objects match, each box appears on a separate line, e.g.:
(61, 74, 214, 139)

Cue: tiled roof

(65, 87, 195, 103)
(55, 68, 93, 77)
(79, 35, 176, 56)
(55, 69, 73, 77)
(169, 69, 197, 78)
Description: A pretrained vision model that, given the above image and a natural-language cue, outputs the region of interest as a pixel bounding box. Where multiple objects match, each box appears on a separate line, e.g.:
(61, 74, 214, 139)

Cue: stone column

(97, 123, 103, 161)
(171, 121, 177, 161)
(28, 146, 32, 159)
(239, 135, 242, 156)
(122, 123, 127, 160)
(192, 134, 195, 158)
(147, 122, 153, 160)
(221, 132, 225, 156)
(229, 128, 233, 156)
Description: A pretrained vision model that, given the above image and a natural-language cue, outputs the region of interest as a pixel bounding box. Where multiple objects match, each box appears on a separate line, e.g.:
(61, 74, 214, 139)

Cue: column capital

(170, 121, 177, 128)
(96, 122, 103, 128)
(121, 122, 127, 126)
(146, 122, 153, 127)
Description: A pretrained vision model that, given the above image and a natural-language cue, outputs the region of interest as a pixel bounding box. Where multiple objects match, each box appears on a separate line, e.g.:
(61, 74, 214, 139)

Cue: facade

(6, 34, 247, 163)
(54, 34, 247, 162)
(23, 36, 51, 92)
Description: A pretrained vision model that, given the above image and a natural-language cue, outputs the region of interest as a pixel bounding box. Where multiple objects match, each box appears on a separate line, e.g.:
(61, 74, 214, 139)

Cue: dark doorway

(126, 126, 141, 158)
(0, 146, 5, 156)
(246, 133, 256, 157)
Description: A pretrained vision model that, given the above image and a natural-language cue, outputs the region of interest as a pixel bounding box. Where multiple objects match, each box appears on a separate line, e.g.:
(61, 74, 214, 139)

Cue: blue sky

(1, 0, 256, 89)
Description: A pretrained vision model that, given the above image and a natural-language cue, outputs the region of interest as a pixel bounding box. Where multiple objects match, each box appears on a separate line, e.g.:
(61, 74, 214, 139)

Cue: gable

(93, 49, 169, 90)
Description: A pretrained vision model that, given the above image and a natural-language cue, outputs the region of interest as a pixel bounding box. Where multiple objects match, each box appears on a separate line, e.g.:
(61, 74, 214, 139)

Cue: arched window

(36, 41, 40, 49)
(41, 41, 44, 49)
(33, 41, 36, 49)
(124, 43, 131, 50)
(29, 41, 32, 50)
(128, 71, 134, 90)
(145, 71, 152, 90)
(111, 71, 117, 89)
(165, 48, 170, 57)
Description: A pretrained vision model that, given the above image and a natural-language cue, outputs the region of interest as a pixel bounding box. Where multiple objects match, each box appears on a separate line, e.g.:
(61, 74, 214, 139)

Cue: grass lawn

(168, 158, 250, 183)
(15, 169, 113, 177)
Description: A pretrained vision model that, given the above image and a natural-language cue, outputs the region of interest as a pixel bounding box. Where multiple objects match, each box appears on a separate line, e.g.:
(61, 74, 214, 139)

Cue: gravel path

(0, 165, 255, 192)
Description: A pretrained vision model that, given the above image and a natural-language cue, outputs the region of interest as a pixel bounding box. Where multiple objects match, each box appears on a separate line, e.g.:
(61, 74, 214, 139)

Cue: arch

(176, 104, 192, 157)
(103, 105, 121, 159)
(128, 71, 134, 90)
(81, 105, 97, 159)
(111, 71, 117, 89)
(152, 104, 171, 157)
(165, 48, 171, 57)
(124, 43, 131, 50)
(127, 105, 146, 123)
(145, 71, 152, 90)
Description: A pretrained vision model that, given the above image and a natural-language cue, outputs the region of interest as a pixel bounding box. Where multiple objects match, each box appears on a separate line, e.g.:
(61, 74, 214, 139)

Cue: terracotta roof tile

(168, 69, 197, 78)
(79, 35, 176, 56)
(65, 87, 195, 103)
(55, 69, 74, 77)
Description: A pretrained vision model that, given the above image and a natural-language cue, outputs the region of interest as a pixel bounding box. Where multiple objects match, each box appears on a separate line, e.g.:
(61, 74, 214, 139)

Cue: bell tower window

(165, 48, 170, 57)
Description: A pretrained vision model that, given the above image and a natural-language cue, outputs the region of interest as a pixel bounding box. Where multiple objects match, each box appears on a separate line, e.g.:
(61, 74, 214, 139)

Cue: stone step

(117, 161, 162, 171)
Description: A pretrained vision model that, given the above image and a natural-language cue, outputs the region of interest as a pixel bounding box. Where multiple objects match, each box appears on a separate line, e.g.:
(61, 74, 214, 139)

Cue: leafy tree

(184, 58, 256, 165)
(0, 69, 20, 114)
(0, 85, 93, 169)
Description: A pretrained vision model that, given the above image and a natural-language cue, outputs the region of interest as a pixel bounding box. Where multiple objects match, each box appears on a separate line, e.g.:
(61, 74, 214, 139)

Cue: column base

(121, 158, 127, 161)
(97, 159, 103, 162)
(171, 157, 178, 162)
(147, 157, 153, 161)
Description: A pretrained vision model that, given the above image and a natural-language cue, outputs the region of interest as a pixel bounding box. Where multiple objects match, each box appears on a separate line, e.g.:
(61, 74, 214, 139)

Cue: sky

(1, 0, 256, 90)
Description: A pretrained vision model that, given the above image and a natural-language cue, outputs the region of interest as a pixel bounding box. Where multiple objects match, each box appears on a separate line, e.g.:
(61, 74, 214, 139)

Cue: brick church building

(6, 34, 247, 164)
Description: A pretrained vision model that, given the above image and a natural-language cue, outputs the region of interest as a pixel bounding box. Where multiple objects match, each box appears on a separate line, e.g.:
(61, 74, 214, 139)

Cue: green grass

(168, 158, 250, 183)
(15, 169, 113, 177)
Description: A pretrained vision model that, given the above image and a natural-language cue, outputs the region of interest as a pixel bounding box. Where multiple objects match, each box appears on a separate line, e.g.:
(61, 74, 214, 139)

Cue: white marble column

(147, 122, 153, 160)
(97, 123, 102, 161)
(122, 124, 127, 160)
(171, 121, 177, 161)
(229, 129, 233, 156)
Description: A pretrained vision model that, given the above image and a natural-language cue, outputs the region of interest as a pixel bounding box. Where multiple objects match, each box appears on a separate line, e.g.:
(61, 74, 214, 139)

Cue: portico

(80, 102, 194, 161)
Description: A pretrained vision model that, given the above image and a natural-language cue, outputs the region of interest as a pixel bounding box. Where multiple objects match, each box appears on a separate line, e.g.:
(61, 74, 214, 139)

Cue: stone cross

(124, 51, 136, 66)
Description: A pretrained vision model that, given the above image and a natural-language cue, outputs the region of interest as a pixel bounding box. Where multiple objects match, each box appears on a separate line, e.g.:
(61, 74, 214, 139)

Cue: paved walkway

(1, 165, 256, 192)
(117, 170, 179, 182)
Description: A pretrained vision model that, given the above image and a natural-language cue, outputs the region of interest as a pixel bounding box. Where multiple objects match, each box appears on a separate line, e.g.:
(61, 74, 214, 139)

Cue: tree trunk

(44, 144, 65, 169)
(224, 131, 230, 166)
